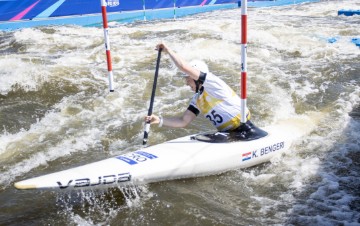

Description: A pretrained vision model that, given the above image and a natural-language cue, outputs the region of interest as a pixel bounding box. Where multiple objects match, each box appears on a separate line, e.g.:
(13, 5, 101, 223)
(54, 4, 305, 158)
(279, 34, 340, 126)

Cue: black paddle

(143, 48, 162, 145)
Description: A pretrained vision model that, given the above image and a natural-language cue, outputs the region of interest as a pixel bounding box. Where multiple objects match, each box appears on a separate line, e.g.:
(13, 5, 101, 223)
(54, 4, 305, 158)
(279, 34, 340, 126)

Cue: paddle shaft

(143, 48, 162, 145)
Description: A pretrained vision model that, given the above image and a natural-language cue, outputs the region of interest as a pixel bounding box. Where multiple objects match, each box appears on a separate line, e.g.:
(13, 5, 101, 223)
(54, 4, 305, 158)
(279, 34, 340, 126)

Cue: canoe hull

(14, 121, 306, 190)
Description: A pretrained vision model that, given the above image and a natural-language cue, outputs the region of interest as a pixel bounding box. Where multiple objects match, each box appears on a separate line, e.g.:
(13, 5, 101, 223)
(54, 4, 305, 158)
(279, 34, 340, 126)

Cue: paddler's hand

(145, 114, 160, 125)
(156, 42, 168, 53)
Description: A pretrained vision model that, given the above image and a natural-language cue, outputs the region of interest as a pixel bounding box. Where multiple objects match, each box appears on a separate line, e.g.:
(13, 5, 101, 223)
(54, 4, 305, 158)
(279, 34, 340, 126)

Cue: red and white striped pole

(100, 0, 114, 92)
(240, 0, 247, 123)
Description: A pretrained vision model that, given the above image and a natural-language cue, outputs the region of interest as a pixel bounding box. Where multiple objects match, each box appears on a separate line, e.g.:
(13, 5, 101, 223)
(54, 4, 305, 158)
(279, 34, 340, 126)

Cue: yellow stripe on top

(217, 111, 251, 131)
(196, 91, 223, 115)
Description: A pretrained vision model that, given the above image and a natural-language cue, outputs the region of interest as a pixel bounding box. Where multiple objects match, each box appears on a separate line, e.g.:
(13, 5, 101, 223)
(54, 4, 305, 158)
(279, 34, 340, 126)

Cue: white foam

(0, 1, 359, 224)
(0, 56, 48, 95)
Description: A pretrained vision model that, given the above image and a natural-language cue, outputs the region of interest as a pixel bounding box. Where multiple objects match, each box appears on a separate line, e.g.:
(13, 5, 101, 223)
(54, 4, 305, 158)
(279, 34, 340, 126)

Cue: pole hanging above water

(143, 0, 147, 21)
(236, 0, 268, 140)
(240, 0, 247, 124)
(100, 0, 114, 92)
(173, 0, 177, 20)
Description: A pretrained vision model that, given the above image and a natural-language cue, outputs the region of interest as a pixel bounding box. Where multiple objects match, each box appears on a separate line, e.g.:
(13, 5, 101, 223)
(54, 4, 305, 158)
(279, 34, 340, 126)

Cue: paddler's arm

(145, 110, 196, 128)
(156, 42, 200, 81)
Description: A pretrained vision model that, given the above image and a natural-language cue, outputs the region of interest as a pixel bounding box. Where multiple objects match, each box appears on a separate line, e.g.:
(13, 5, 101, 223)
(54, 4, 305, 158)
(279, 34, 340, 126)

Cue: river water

(0, 0, 359, 225)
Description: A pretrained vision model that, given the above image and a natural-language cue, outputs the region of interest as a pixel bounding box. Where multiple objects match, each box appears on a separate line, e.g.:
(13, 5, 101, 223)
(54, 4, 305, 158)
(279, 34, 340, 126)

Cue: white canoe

(14, 119, 311, 190)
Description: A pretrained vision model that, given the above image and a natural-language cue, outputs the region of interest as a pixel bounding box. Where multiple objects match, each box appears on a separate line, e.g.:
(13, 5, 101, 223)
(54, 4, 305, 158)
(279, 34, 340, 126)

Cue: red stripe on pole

(106, 50, 112, 71)
(241, 72, 247, 99)
(241, 15, 247, 44)
(101, 6, 108, 28)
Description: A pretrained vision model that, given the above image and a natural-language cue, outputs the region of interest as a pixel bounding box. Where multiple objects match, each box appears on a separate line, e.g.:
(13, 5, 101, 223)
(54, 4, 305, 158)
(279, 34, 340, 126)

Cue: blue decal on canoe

(116, 156, 138, 165)
(135, 151, 158, 159)
(242, 157, 251, 161)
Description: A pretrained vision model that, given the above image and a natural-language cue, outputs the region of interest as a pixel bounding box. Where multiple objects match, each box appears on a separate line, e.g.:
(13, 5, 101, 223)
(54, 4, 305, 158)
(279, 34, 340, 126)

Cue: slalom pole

(143, 48, 162, 145)
(238, 0, 268, 140)
(100, 0, 114, 92)
(240, 0, 247, 123)
(142, 0, 146, 21)
(173, 0, 176, 20)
